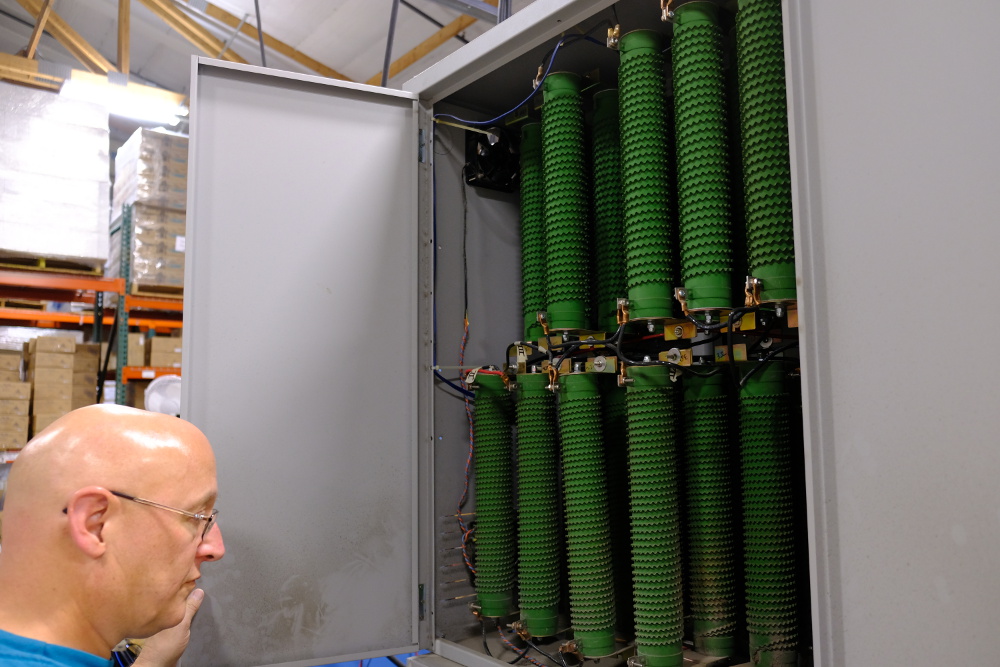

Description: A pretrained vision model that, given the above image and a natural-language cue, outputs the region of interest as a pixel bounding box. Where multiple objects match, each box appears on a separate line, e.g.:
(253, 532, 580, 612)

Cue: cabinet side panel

(787, 1, 1000, 664)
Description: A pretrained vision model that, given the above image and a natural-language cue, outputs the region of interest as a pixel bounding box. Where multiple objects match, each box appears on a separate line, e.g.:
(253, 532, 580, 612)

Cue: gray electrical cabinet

(182, 0, 1000, 666)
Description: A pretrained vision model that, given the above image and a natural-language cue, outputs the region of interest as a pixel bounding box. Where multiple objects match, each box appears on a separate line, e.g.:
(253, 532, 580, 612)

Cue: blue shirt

(0, 628, 110, 666)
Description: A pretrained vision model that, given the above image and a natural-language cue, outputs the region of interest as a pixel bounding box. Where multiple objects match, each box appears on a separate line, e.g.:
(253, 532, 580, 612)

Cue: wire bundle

(618, 30, 675, 320)
(591, 89, 626, 333)
(682, 374, 738, 657)
(740, 362, 798, 665)
(626, 366, 684, 667)
(472, 372, 517, 618)
(520, 122, 547, 340)
(558, 373, 616, 656)
(515, 372, 561, 637)
(736, 0, 796, 302)
(673, 2, 733, 310)
(542, 72, 590, 331)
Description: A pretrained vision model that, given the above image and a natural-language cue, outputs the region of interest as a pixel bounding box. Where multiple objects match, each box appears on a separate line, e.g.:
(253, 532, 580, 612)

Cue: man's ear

(65, 487, 113, 558)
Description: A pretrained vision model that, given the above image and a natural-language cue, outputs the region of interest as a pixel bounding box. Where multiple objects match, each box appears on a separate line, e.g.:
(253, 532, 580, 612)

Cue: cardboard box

(31, 384, 72, 402)
(32, 398, 72, 414)
(29, 368, 73, 385)
(0, 382, 31, 400)
(0, 399, 29, 416)
(0, 434, 24, 449)
(73, 343, 101, 372)
(0, 415, 29, 433)
(32, 412, 67, 434)
(149, 337, 183, 355)
(128, 333, 146, 367)
(0, 371, 20, 383)
(71, 384, 95, 409)
(28, 336, 76, 354)
(99, 342, 117, 371)
(148, 351, 182, 368)
(29, 352, 75, 370)
(0, 352, 21, 372)
(73, 371, 98, 387)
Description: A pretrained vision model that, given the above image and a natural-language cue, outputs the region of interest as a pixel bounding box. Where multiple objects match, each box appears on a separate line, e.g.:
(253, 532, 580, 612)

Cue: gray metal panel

(402, 0, 616, 104)
(182, 59, 420, 667)
(785, 1, 1000, 664)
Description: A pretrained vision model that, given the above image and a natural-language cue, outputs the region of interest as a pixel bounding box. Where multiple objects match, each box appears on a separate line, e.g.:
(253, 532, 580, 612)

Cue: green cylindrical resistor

(472, 372, 517, 618)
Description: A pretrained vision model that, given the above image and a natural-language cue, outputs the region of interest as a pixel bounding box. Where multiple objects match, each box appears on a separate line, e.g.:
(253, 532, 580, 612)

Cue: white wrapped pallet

(0, 82, 110, 269)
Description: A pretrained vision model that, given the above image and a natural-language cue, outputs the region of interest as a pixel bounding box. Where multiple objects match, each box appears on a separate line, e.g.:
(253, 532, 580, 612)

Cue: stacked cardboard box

(72, 343, 100, 410)
(0, 82, 110, 267)
(108, 129, 187, 292)
(0, 349, 28, 450)
(148, 334, 182, 368)
(27, 336, 75, 437)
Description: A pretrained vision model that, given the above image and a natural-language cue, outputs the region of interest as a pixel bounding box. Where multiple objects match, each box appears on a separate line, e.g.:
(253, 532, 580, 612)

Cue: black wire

(435, 369, 475, 399)
(387, 657, 407, 667)
(482, 620, 494, 657)
(524, 638, 564, 666)
(611, 3, 620, 26)
(495, 620, 533, 664)
(738, 341, 800, 388)
(461, 166, 469, 316)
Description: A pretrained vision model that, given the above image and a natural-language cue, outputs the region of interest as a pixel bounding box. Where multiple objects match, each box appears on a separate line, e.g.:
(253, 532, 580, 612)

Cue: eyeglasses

(110, 490, 219, 540)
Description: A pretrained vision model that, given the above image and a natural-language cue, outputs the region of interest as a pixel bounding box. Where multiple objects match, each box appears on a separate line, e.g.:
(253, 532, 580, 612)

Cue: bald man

(0, 404, 226, 666)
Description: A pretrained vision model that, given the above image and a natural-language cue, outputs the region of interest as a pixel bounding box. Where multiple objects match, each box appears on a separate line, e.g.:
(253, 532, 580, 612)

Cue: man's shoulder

(0, 628, 111, 667)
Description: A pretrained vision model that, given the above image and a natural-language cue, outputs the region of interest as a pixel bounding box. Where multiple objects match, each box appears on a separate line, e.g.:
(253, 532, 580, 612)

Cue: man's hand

(133, 588, 205, 667)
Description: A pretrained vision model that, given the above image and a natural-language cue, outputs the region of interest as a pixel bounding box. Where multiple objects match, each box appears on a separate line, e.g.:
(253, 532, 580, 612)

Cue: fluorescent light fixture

(61, 77, 187, 125)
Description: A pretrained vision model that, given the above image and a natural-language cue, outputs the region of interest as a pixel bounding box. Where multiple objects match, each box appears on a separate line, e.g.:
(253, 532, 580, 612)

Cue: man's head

(0, 404, 225, 654)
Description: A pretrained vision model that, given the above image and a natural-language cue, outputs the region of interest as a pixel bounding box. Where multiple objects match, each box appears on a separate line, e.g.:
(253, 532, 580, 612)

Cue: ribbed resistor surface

(682, 374, 738, 657)
(558, 373, 616, 656)
(520, 122, 547, 340)
(626, 366, 683, 667)
(618, 30, 675, 320)
(601, 375, 634, 640)
(592, 89, 626, 333)
(473, 372, 517, 618)
(740, 362, 798, 665)
(736, 0, 796, 302)
(542, 72, 590, 331)
(515, 372, 560, 637)
(673, 2, 733, 310)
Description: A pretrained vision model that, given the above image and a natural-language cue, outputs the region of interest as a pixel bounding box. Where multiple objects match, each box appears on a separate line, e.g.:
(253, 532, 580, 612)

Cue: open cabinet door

(181, 59, 420, 667)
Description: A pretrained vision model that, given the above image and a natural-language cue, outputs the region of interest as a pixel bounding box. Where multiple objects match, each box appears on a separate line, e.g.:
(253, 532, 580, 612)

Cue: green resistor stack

(520, 122, 546, 340)
(673, 2, 733, 310)
(591, 89, 626, 333)
(542, 72, 589, 331)
(626, 366, 683, 667)
(618, 30, 675, 320)
(601, 374, 634, 640)
(472, 372, 517, 618)
(558, 372, 616, 656)
(736, 0, 796, 302)
(515, 371, 560, 637)
(683, 373, 738, 657)
(740, 362, 798, 665)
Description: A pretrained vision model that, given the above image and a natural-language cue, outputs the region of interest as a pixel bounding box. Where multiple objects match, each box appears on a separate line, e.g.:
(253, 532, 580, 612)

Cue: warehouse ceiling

(0, 0, 537, 99)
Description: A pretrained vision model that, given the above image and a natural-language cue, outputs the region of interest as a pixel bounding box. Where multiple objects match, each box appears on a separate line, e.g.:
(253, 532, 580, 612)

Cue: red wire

(458, 314, 476, 574)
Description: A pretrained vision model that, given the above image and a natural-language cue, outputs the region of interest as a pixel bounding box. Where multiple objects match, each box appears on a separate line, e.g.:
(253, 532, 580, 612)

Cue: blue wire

(433, 36, 570, 127)
(436, 369, 475, 399)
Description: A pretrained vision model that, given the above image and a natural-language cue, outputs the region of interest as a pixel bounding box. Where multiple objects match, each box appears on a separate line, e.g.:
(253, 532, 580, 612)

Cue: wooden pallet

(0, 255, 104, 276)
(130, 283, 184, 299)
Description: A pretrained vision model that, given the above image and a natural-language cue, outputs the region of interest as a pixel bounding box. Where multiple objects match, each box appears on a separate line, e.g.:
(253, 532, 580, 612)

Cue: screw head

(673, 325, 684, 337)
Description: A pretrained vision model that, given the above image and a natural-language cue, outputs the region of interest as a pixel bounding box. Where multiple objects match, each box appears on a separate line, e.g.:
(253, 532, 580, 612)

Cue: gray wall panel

(183, 60, 419, 666)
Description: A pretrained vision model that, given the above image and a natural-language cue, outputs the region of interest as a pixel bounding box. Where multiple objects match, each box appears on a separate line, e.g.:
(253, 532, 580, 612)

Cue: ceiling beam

(420, 0, 497, 23)
(22, 0, 52, 59)
(367, 14, 476, 86)
(14, 0, 117, 73)
(178, 0, 352, 81)
(136, 0, 247, 64)
(0, 53, 187, 107)
(118, 0, 130, 76)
